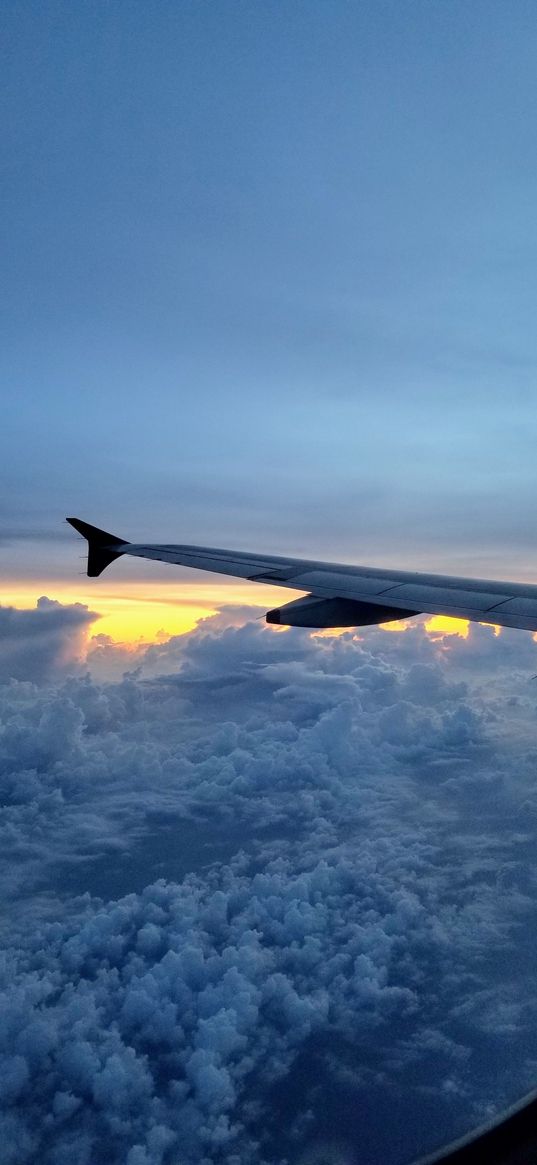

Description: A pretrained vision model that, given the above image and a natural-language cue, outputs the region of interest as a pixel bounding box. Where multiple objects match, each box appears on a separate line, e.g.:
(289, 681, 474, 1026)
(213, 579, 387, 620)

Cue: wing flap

(382, 584, 511, 611)
(288, 570, 402, 595)
(489, 597, 537, 618)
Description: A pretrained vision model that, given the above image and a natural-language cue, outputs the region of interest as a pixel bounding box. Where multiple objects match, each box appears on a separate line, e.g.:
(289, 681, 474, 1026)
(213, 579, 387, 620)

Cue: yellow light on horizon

(379, 619, 411, 633)
(1, 584, 506, 648)
(424, 615, 501, 639)
(424, 615, 470, 638)
(0, 581, 298, 646)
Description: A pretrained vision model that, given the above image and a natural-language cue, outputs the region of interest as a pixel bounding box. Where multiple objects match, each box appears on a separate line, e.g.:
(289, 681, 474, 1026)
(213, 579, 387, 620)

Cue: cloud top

(1, 605, 537, 1162)
(0, 598, 98, 683)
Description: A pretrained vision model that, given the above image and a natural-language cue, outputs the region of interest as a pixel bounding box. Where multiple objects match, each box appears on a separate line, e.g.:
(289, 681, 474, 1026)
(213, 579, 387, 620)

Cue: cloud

(0, 527, 69, 545)
(0, 598, 99, 683)
(2, 610, 537, 1161)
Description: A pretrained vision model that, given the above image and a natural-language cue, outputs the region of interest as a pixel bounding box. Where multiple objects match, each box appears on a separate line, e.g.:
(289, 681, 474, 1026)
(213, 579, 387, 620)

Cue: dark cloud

(0, 598, 98, 683)
(1, 608, 537, 1162)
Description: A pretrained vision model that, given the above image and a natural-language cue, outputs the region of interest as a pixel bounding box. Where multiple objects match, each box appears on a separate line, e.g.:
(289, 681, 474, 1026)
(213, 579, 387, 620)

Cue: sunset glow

(316, 616, 474, 640)
(1, 582, 296, 645)
(0, 587, 508, 648)
(424, 615, 502, 639)
(424, 615, 470, 638)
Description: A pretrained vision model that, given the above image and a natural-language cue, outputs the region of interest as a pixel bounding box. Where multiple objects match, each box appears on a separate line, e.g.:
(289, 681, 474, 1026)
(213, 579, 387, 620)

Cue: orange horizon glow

(424, 614, 470, 638)
(315, 614, 475, 640)
(1, 584, 506, 647)
(1, 581, 293, 646)
(424, 614, 501, 638)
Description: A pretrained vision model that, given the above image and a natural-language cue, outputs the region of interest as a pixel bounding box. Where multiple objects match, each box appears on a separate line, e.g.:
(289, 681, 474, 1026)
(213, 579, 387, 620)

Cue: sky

(3, 0, 537, 642)
(4, 4, 537, 1164)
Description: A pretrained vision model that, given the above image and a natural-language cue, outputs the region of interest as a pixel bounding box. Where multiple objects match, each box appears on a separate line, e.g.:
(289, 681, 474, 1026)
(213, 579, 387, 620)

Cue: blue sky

(5, 10, 537, 1163)
(3, 0, 537, 588)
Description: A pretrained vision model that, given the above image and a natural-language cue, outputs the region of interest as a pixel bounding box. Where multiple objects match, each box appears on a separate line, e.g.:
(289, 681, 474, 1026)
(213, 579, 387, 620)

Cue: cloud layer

(2, 603, 537, 1163)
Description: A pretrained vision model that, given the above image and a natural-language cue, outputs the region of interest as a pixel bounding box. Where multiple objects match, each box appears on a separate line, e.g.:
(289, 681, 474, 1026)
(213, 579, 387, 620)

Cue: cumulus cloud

(2, 608, 537, 1162)
(0, 598, 98, 683)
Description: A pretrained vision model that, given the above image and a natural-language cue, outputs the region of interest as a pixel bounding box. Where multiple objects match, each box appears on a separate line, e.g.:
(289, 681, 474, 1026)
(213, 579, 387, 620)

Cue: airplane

(67, 517, 537, 633)
(68, 518, 537, 1163)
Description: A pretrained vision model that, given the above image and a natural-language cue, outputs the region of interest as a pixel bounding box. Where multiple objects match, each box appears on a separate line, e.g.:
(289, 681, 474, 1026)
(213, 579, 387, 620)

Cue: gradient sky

(4, 0, 537, 641)
(6, 11, 537, 1163)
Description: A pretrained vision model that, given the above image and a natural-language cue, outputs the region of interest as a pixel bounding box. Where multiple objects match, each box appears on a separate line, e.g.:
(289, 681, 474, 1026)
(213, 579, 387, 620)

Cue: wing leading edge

(66, 518, 537, 632)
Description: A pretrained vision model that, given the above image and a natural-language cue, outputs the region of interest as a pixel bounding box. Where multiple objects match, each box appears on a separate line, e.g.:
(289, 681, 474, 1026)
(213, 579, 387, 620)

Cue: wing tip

(66, 517, 128, 577)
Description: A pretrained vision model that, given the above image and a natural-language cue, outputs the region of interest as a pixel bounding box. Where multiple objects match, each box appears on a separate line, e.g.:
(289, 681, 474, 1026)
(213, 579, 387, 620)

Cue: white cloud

(1, 603, 537, 1161)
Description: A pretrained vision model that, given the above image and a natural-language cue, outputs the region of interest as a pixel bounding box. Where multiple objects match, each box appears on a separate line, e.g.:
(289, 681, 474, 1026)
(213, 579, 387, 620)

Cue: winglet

(66, 518, 129, 577)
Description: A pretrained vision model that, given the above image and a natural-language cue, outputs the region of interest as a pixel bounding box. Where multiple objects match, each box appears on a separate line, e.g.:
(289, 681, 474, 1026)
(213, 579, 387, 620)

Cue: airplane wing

(66, 518, 537, 632)
(411, 1081, 537, 1164)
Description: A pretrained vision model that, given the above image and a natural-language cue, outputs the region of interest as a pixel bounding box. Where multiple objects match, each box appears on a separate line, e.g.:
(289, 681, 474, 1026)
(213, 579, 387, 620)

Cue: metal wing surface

(66, 518, 537, 632)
